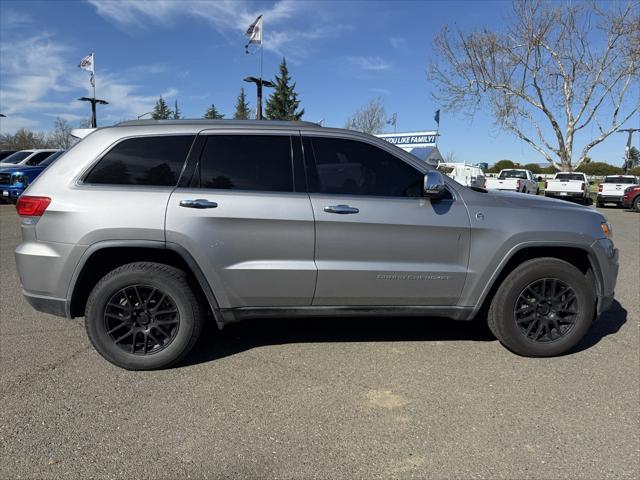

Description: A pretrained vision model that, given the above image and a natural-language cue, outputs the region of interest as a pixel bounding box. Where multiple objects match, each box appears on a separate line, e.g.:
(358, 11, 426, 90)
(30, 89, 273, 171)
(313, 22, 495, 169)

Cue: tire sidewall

(495, 261, 594, 357)
(86, 268, 197, 370)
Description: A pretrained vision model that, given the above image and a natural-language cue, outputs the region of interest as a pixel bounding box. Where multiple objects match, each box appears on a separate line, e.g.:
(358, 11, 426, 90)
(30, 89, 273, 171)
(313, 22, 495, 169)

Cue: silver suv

(15, 120, 618, 369)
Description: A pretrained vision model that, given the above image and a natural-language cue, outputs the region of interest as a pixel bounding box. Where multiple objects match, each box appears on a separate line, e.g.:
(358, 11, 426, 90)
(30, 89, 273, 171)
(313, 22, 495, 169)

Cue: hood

(0, 165, 44, 175)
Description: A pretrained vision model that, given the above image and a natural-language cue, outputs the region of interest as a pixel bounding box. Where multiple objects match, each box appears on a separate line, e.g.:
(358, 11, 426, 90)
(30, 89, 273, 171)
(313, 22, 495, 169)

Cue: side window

(26, 152, 53, 166)
(307, 137, 423, 197)
(84, 135, 194, 186)
(195, 135, 293, 192)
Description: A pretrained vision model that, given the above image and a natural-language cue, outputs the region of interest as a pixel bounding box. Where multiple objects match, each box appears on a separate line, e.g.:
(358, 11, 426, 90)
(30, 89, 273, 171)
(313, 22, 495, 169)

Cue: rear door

(165, 131, 316, 309)
(303, 134, 471, 306)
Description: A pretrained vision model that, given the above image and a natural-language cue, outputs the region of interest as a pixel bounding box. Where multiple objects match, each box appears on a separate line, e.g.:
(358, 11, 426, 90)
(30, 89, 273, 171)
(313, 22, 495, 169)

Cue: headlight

(600, 221, 613, 239)
(11, 174, 29, 186)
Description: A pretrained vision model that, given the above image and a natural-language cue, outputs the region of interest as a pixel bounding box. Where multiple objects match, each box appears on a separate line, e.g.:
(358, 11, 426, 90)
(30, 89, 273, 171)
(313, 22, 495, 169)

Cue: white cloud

(346, 56, 392, 71)
(87, 0, 349, 58)
(0, 33, 179, 133)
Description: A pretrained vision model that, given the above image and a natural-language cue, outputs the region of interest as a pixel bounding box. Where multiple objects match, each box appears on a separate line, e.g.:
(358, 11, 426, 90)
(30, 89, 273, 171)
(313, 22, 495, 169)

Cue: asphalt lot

(1, 204, 638, 479)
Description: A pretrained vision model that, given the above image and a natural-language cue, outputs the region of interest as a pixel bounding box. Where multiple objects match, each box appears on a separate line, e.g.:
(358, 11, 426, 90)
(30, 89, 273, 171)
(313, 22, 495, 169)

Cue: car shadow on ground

(569, 300, 627, 354)
(180, 300, 628, 367)
(180, 315, 495, 367)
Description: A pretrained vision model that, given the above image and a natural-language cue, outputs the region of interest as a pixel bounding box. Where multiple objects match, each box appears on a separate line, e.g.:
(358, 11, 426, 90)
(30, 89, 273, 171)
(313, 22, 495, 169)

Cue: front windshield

(0, 151, 31, 164)
(499, 170, 527, 179)
(555, 173, 584, 181)
(604, 176, 637, 184)
(39, 151, 63, 166)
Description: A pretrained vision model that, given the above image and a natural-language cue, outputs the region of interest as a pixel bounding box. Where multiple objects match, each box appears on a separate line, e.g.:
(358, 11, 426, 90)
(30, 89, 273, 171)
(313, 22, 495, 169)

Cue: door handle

(179, 199, 218, 209)
(323, 204, 359, 214)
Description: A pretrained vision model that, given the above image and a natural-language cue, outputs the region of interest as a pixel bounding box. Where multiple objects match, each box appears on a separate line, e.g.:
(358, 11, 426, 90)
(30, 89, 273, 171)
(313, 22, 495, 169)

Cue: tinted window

(25, 151, 54, 166)
(556, 173, 585, 181)
(195, 135, 293, 192)
(499, 170, 527, 179)
(85, 135, 194, 186)
(1, 151, 31, 164)
(307, 137, 422, 197)
(604, 176, 637, 184)
(39, 151, 64, 166)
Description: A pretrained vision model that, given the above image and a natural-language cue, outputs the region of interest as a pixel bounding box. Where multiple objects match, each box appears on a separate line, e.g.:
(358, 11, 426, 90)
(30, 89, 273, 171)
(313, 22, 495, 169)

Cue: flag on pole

(244, 15, 263, 52)
(78, 53, 95, 88)
(434, 109, 440, 126)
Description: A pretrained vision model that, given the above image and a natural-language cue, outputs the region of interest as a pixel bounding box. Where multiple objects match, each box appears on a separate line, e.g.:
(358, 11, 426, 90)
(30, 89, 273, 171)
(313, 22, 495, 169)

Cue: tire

(85, 262, 204, 370)
(634, 196, 640, 212)
(596, 200, 604, 208)
(487, 258, 595, 357)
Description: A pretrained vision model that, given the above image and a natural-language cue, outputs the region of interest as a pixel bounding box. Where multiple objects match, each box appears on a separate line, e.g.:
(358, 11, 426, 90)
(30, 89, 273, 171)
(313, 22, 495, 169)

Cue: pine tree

(203, 104, 224, 119)
(172, 99, 181, 119)
(265, 57, 304, 120)
(151, 96, 172, 120)
(233, 88, 252, 120)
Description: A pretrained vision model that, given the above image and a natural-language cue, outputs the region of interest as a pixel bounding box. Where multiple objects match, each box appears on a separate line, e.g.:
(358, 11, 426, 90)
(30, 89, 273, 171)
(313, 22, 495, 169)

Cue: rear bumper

(597, 194, 623, 204)
(545, 191, 586, 199)
(23, 291, 69, 318)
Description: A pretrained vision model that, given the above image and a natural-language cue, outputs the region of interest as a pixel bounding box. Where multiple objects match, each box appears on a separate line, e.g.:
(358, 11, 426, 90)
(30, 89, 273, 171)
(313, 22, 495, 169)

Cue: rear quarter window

(84, 135, 195, 186)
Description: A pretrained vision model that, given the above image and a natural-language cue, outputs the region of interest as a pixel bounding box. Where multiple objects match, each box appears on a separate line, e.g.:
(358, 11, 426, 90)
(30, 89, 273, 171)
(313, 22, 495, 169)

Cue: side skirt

(218, 305, 476, 325)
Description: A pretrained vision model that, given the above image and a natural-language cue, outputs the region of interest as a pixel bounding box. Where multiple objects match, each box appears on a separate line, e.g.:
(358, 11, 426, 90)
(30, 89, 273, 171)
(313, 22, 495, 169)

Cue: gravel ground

(0, 204, 638, 479)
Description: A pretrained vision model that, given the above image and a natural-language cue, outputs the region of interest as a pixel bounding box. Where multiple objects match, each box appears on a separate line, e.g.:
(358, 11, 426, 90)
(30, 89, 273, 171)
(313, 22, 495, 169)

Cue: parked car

(437, 162, 485, 188)
(622, 185, 640, 212)
(597, 175, 640, 207)
(0, 149, 59, 169)
(544, 172, 590, 204)
(484, 169, 538, 194)
(0, 150, 65, 203)
(0, 150, 18, 161)
(15, 120, 617, 369)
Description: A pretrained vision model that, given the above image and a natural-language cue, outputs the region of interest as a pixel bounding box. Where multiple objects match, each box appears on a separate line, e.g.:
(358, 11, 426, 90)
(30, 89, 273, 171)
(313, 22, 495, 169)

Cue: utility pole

(618, 128, 640, 173)
(243, 76, 275, 120)
(78, 97, 108, 128)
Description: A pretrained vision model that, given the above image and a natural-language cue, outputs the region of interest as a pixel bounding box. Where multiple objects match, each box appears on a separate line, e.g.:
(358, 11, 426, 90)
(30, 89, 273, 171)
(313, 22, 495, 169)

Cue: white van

(437, 163, 485, 188)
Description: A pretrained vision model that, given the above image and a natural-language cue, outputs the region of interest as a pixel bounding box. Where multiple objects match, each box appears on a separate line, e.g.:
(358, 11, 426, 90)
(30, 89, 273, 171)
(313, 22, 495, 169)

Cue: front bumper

(0, 185, 24, 202)
(590, 238, 619, 316)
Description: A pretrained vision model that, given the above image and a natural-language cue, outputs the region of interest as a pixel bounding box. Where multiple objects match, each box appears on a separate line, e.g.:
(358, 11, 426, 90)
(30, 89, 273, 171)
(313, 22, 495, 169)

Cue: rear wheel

(487, 258, 595, 357)
(85, 262, 204, 370)
(634, 196, 640, 212)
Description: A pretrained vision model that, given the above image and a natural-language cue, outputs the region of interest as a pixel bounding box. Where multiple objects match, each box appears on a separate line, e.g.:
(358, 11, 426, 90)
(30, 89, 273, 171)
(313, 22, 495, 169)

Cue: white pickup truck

(596, 175, 640, 207)
(484, 169, 538, 194)
(544, 172, 590, 204)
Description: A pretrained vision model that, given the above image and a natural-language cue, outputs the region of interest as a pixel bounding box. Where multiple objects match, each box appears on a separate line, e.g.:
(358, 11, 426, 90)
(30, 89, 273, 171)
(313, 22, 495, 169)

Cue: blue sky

(0, 0, 637, 166)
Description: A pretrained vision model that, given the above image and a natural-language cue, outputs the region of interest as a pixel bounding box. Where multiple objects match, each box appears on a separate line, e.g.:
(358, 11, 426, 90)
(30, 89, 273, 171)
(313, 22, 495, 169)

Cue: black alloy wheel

(104, 285, 180, 355)
(514, 278, 577, 343)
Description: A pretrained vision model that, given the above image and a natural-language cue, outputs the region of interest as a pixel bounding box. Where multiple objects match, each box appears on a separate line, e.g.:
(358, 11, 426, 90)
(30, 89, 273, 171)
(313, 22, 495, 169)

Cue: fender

(467, 240, 604, 318)
(66, 239, 226, 328)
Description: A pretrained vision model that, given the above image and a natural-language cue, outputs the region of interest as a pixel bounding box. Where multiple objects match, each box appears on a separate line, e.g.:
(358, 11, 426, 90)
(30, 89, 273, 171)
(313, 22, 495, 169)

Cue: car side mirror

(423, 170, 446, 199)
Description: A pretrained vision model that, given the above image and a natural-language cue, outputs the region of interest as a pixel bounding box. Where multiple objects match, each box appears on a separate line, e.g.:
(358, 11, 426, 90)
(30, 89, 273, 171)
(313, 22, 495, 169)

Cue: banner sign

(376, 131, 437, 148)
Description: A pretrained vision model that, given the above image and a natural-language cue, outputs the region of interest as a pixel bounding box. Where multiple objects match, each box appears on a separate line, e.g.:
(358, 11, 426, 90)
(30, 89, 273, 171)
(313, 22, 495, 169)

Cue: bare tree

(345, 97, 387, 134)
(444, 151, 458, 163)
(49, 117, 74, 149)
(0, 128, 49, 150)
(429, 0, 639, 171)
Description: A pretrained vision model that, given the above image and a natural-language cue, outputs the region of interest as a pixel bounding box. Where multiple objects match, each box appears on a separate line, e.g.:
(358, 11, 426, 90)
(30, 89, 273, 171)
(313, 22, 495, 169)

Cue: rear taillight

(582, 182, 586, 191)
(544, 180, 548, 189)
(16, 196, 51, 216)
(516, 180, 521, 190)
(598, 184, 603, 192)
(483, 178, 487, 188)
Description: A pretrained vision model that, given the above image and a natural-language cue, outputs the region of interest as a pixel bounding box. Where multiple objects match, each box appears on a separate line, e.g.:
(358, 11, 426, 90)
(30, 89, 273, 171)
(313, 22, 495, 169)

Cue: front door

(303, 135, 470, 306)
(166, 132, 316, 309)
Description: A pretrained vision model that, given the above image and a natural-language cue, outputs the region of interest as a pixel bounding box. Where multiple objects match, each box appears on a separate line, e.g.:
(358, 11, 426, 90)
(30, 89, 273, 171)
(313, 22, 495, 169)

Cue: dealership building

(375, 131, 443, 165)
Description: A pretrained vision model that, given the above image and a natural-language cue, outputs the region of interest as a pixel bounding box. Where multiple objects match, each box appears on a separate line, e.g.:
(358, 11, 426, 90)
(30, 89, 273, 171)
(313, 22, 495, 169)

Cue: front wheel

(85, 262, 204, 370)
(487, 258, 595, 357)
(634, 196, 640, 212)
